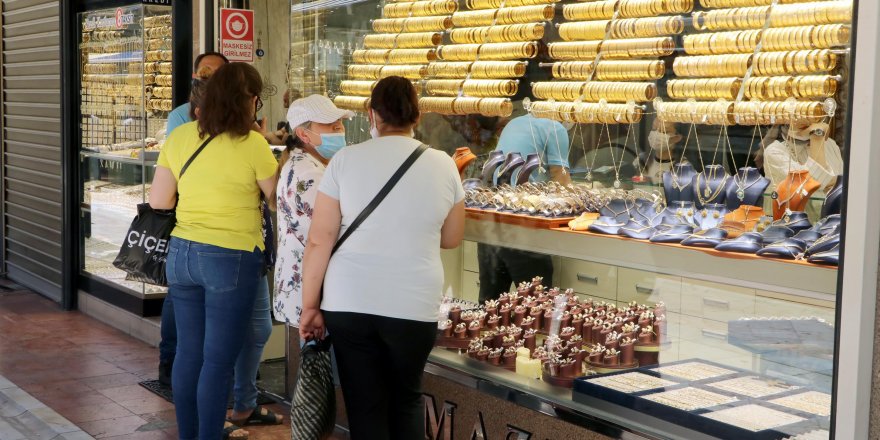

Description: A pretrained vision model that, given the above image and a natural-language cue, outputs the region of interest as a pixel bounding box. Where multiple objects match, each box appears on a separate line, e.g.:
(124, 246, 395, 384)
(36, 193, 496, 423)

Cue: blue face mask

(314, 133, 346, 159)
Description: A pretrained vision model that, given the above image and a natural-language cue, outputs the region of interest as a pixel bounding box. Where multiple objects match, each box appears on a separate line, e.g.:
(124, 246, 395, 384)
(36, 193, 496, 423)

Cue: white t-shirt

(318, 136, 465, 322)
(764, 139, 844, 190)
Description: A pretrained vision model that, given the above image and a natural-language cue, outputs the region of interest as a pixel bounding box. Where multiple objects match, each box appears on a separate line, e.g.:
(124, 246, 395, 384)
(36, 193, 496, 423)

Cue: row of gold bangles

(683, 25, 850, 55)
(656, 100, 736, 125)
(532, 81, 656, 102)
(528, 101, 643, 124)
(426, 61, 527, 78)
(144, 62, 173, 74)
(146, 50, 172, 62)
(348, 64, 428, 80)
(732, 100, 826, 125)
(352, 48, 437, 64)
(340, 80, 424, 96)
(743, 75, 838, 99)
(425, 79, 519, 96)
(683, 29, 761, 54)
(383, 0, 458, 18)
(82, 63, 118, 74)
(551, 60, 665, 81)
(147, 99, 173, 112)
(549, 37, 674, 60)
(673, 53, 751, 77)
(144, 15, 172, 28)
(363, 32, 442, 49)
(667, 78, 741, 100)
(560, 17, 686, 42)
(694, 2, 852, 32)
(466, 0, 559, 11)
(450, 23, 545, 44)
(87, 30, 124, 41)
(147, 39, 170, 51)
(452, 5, 554, 27)
(148, 86, 173, 99)
(334, 96, 372, 111)
(372, 16, 452, 33)
(617, 0, 694, 18)
(88, 42, 130, 53)
(419, 96, 513, 116)
(562, 2, 614, 21)
(437, 42, 538, 61)
(145, 27, 171, 39)
(700, 0, 815, 7)
(673, 49, 836, 77)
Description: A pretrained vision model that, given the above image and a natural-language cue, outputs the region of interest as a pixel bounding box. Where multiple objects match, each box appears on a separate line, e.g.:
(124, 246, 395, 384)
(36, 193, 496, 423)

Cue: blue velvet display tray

(572, 359, 830, 440)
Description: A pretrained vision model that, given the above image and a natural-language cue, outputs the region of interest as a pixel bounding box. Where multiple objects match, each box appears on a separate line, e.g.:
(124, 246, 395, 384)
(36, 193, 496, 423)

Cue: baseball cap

(286, 95, 354, 129)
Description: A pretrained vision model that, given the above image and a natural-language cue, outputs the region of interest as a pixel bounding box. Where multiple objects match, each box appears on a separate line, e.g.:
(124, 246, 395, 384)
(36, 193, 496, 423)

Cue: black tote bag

(112, 136, 216, 286)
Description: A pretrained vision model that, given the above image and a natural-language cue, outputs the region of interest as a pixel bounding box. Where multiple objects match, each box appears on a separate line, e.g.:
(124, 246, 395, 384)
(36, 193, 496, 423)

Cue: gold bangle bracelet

(673, 54, 751, 77)
(600, 37, 675, 59)
(452, 5, 554, 27)
(449, 23, 545, 44)
(558, 20, 609, 42)
(383, 0, 458, 18)
(426, 79, 466, 96)
(419, 96, 513, 116)
(547, 41, 602, 60)
(732, 101, 825, 125)
(529, 101, 642, 124)
(438, 42, 538, 61)
(363, 32, 442, 49)
(531, 82, 585, 101)
(551, 60, 664, 81)
(562, 1, 615, 21)
(700, 0, 816, 7)
(372, 16, 453, 33)
(334, 96, 371, 112)
(470, 61, 528, 77)
(667, 78, 741, 100)
(466, 0, 559, 11)
(656, 101, 735, 125)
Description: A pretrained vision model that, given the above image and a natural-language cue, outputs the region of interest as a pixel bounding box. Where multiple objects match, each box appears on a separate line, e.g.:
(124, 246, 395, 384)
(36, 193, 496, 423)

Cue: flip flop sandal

(233, 406, 283, 426)
(223, 421, 248, 440)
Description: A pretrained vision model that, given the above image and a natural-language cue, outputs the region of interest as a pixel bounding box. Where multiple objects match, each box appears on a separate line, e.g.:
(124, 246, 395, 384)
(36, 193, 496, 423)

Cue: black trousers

(323, 311, 437, 440)
(477, 244, 554, 303)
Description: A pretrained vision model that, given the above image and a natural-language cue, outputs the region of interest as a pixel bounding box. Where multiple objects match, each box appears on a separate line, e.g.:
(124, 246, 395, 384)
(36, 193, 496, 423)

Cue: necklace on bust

(730, 125, 762, 201)
(696, 167, 728, 206)
(772, 174, 811, 213)
(670, 123, 699, 191)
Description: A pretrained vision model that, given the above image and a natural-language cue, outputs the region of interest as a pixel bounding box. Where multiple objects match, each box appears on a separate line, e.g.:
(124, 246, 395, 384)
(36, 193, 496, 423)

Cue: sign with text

(219, 8, 254, 62)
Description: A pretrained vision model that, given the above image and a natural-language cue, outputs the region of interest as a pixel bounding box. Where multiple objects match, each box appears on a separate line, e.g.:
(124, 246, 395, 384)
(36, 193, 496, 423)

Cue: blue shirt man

(494, 114, 571, 184)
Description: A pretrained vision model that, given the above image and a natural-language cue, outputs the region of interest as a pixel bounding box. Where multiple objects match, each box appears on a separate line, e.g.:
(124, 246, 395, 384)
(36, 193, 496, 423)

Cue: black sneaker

(158, 361, 173, 387)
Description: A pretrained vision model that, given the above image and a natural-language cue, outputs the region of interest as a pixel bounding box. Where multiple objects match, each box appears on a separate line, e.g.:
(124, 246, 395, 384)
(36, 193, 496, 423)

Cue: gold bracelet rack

(425, 79, 519, 96)
(364, 32, 443, 49)
(452, 4, 554, 27)
(449, 23, 545, 44)
(545, 60, 666, 81)
(466, 0, 558, 12)
(437, 42, 538, 61)
(419, 96, 513, 116)
(348, 64, 429, 80)
(532, 81, 657, 102)
(333, 96, 372, 111)
(383, 0, 458, 18)
(372, 16, 453, 33)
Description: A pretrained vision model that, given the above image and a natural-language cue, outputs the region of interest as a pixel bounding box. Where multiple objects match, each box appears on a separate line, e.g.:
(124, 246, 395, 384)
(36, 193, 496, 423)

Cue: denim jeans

(158, 295, 175, 364)
(232, 277, 273, 412)
(167, 237, 263, 440)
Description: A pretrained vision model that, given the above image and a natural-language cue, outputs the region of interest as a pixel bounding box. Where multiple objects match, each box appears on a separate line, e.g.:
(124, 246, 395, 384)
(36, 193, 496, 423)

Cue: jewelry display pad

(642, 387, 738, 411)
(770, 391, 832, 417)
(702, 404, 806, 433)
(585, 372, 678, 393)
(706, 376, 801, 398)
(651, 361, 737, 382)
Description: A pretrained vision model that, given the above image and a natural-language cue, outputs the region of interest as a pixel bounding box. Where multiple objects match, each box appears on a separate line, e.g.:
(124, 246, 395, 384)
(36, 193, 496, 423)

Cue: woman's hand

(299, 307, 325, 341)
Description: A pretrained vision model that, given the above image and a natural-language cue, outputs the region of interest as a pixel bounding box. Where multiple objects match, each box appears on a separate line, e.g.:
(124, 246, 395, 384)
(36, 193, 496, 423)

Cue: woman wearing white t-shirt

(299, 76, 465, 439)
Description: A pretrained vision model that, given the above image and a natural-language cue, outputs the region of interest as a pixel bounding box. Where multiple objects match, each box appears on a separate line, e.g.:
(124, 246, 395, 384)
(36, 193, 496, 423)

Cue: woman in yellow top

(150, 63, 278, 440)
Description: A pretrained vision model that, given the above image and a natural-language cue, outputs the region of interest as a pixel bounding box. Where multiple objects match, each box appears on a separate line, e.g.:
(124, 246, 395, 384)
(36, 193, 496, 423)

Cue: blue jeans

(167, 238, 263, 440)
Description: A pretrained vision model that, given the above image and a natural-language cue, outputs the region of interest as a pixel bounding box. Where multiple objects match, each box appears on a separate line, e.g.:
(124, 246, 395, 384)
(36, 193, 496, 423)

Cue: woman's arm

(149, 166, 177, 209)
(257, 175, 277, 201)
(440, 201, 465, 249)
(299, 191, 342, 341)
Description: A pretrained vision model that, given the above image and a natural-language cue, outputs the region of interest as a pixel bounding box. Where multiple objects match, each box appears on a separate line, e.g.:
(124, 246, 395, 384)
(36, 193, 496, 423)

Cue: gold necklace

(696, 170, 729, 206)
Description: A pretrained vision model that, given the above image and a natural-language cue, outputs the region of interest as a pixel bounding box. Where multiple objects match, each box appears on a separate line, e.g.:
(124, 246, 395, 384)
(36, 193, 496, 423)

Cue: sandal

(223, 421, 248, 440)
(231, 405, 284, 426)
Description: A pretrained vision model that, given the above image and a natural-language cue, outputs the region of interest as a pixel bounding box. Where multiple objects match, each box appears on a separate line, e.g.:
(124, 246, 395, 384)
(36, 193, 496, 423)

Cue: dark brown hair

(370, 76, 419, 128)
(193, 51, 228, 72)
(198, 63, 262, 138)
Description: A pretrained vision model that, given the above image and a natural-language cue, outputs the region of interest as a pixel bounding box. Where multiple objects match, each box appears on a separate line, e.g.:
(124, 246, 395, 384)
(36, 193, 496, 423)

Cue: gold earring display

(372, 16, 453, 33)
(364, 32, 442, 49)
(334, 96, 371, 112)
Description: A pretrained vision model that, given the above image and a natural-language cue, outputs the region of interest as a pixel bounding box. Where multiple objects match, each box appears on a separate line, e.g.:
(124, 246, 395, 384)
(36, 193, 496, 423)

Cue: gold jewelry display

(532, 81, 656, 102)
(617, 0, 694, 18)
(551, 60, 665, 81)
(652, 362, 736, 381)
(438, 42, 538, 60)
(449, 23, 545, 44)
(364, 32, 442, 49)
(528, 101, 642, 123)
(558, 20, 609, 41)
(700, 0, 818, 7)
(372, 16, 453, 33)
(673, 53, 751, 77)
(155, 75, 172, 87)
(348, 64, 428, 80)
(466, 0, 558, 11)
(353, 48, 437, 64)
(340, 80, 377, 96)
(762, 24, 851, 51)
(656, 100, 736, 125)
(732, 100, 826, 125)
(383, 0, 458, 19)
(419, 96, 513, 116)
(562, 1, 616, 21)
(703, 405, 806, 433)
(643, 387, 738, 411)
(452, 5, 554, 27)
(683, 29, 762, 54)
(334, 96, 372, 111)
(667, 78, 742, 100)
(752, 49, 837, 75)
(547, 41, 601, 60)
(609, 16, 686, 38)
(694, 2, 851, 31)
(599, 37, 675, 59)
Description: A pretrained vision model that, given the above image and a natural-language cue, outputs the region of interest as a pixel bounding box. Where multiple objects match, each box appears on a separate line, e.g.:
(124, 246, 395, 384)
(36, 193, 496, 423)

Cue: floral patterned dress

(273, 151, 325, 326)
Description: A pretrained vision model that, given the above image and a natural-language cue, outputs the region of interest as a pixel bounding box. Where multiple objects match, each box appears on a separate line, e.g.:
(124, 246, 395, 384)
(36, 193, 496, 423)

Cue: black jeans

(477, 244, 554, 303)
(323, 311, 437, 440)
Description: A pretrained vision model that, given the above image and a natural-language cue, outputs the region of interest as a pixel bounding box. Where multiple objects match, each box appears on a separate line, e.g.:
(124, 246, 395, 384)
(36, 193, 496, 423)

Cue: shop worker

(762, 121, 844, 191)
(273, 94, 353, 329)
(165, 51, 228, 135)
(477, 113, 571, 303)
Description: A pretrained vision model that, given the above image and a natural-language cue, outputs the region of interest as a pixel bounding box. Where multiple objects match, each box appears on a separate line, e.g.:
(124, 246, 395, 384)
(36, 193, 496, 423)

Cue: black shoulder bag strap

(331, 143, 429, 254)
(179, 135, 217, 179)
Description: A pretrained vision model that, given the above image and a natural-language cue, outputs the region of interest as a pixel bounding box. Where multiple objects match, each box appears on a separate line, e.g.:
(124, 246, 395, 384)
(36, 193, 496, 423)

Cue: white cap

(286, 94, 354, 129)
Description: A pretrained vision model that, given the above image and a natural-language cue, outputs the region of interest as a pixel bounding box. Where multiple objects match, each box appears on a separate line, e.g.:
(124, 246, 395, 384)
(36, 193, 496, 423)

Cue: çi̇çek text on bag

(112, 135, 216, 286)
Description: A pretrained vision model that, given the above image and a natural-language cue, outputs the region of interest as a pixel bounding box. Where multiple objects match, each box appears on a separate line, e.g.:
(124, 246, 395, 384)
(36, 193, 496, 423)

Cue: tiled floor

(0, 282, 298, 439)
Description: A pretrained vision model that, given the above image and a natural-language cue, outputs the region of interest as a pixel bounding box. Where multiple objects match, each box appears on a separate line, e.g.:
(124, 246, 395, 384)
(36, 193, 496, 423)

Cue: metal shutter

(1, 0, 63, 301)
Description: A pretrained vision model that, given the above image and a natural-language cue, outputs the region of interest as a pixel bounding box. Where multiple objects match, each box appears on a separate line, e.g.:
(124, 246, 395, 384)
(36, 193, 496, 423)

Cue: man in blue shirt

(165, 51, 228, 135)
(493, 114, 572, 184)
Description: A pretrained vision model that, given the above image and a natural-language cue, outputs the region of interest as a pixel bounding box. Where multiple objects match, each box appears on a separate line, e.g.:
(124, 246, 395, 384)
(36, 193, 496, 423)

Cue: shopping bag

(112, 203, 176, 286)
(291, 337, 336, 440)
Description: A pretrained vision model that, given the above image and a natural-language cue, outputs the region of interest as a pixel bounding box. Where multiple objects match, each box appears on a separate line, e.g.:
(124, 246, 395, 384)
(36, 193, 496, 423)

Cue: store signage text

(219, 8, 254, 62)
(83, 8, 134, 31)
(424, 395, 532, 439)
(142, 0, 172, 5)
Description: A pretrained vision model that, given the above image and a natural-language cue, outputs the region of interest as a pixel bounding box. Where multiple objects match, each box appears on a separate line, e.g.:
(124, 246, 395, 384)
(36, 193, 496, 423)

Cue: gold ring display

(449, 23, 545, 44)
(438, 42, 538, 61)
(466, 0, 559, 11)
(334, 96, 372, 112)
(452, 5, 554, 27)
(364, 32, 443, 49)
(383, 0, 458, 18)
(667, 78, 742, 100)
(673, 54, 752, 77)
(372, 16, 453, 33)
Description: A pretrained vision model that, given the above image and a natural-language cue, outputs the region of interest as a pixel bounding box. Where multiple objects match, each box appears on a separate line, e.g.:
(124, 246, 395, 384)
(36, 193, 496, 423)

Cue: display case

(78, 3, 174, 302)
(287, 0, 853, 438)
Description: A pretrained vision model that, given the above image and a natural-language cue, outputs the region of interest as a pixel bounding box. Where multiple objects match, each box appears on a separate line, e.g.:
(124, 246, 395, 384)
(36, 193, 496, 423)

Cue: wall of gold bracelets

(78, 3, 173, 298)
(286, 0, 865, 438)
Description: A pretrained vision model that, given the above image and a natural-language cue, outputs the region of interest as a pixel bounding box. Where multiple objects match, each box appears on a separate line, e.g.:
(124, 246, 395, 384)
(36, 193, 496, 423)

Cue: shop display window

(78, 3, 173, 297)
(288, 0, 851, 437)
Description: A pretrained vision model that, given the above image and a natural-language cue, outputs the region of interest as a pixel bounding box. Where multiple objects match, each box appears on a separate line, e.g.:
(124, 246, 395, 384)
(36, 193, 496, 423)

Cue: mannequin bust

(821, 175, 844, 218)
(724, 167, 770, 210)
(697, 203, 729, 231)
(496, 152, 525, 186)
(662, 162, 697, 204)
(481, 151, 505, 185)
(515, 153, 542, 186)
(691, 164, 729, 210)
(720, 205, 765, 238)
(772, 170, 820, 220)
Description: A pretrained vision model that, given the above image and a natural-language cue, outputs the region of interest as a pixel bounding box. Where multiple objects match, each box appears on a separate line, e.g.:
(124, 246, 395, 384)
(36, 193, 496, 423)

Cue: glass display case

(78, 3, 173, 298)
(288, 0, 852, 437)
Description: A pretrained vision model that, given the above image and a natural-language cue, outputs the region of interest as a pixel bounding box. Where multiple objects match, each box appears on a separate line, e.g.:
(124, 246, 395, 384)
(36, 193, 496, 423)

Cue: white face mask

(369, 110, 380, 139)
(648, 130, 672, 151)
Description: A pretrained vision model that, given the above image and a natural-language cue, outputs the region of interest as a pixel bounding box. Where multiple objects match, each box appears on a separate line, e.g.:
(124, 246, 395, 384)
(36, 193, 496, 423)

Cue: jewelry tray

(466, 207, 583, 229)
